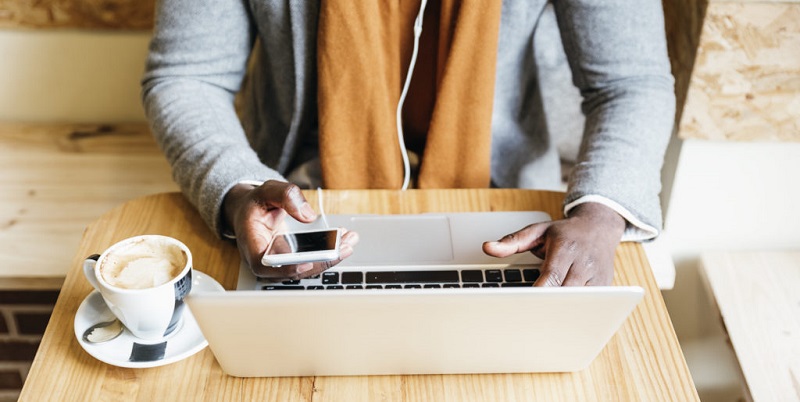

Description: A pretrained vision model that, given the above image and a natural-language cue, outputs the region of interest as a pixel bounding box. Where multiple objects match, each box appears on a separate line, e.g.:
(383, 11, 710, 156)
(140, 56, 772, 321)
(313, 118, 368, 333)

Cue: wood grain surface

(0, 0, 154, 30)
(0, 123, 177, 278)
(679, 2, 800, 142)
(20, 190, 698, 402)
(701, 252, 800, 402)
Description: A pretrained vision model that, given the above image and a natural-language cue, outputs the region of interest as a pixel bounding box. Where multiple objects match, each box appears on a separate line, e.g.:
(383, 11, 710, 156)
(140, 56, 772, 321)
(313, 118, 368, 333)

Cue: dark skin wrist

(483, 202, 626, 286)
(222, 183, 257, 236)
(567, 202, 626, 236)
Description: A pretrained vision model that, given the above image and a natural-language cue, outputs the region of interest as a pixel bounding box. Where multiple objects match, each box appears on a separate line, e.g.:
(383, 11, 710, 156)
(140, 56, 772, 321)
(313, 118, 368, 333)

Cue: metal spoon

(82, 319, 124, 343)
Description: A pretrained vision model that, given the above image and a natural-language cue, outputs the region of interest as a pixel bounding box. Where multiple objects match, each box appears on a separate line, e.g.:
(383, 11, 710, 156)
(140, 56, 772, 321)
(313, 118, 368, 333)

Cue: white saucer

(74, 270, 224, 368)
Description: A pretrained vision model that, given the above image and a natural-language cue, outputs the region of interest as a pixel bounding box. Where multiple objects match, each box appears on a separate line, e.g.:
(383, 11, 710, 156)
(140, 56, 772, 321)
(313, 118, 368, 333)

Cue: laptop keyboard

(257, 265, 542, 290)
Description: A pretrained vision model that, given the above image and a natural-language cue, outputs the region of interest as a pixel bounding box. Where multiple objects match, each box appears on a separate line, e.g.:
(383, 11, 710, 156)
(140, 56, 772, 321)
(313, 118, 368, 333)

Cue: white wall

(666, 140, 800, 260)
(0, 31, 150, 122)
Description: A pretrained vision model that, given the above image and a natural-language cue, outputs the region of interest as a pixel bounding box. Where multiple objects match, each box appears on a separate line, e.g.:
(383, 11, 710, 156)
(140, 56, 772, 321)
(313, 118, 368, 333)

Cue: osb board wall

(679, 2, 800, 142)
(0, 0, 154, 30)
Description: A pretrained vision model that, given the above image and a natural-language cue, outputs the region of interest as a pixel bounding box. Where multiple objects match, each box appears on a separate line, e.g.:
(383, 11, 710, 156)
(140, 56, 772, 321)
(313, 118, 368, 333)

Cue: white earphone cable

(395, 0, 428, 191)
(316, 187, 329, 229)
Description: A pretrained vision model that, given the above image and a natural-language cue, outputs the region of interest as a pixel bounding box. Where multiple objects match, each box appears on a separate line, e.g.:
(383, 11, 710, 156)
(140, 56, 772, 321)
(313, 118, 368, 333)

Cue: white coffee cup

(83, 235, 193, 340)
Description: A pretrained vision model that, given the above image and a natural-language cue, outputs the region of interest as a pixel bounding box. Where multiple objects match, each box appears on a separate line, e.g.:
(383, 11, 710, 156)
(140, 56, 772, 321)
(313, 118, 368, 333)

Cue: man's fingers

(257, 180, 317, 223)
(482, 222, 550, 258)
(242, 181, 310, 274)
(299, 230, 360, 278)
(533, 235, 577, 287)
(585, 266, 614, 286)
(482, 205, 624, 287)
(237, 218, 273, 273)
(338, 230, 359, 259)
(534, 262, 571, 287)
(561, 260, 590, 286)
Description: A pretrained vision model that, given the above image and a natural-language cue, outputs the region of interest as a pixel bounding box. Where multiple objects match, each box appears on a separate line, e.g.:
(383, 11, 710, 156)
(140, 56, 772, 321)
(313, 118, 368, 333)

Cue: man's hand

(222, 180, 359, 279)
(482, 203, 625, 286)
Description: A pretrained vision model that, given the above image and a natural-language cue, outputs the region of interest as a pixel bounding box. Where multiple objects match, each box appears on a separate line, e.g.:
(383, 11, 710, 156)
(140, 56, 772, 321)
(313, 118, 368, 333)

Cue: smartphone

(261, 228, 342, 266)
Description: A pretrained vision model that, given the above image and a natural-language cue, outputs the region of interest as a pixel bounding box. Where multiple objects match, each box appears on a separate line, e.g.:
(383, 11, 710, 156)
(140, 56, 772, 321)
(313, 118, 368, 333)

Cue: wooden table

(701, 252, 800, 402)
(20, 190, 698, 401)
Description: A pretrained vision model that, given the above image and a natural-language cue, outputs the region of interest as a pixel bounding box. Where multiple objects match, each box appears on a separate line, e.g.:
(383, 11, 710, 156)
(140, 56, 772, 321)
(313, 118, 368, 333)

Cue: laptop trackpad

(344, 216, 453, 265)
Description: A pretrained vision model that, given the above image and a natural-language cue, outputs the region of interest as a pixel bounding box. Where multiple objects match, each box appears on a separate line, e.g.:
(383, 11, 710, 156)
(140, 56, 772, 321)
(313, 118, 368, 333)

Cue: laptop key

(485, 270, 503, 282)
(443, 284, 461, 288)
(463, 283, 480, 288)
(307, 285, 325, 290)
(326, 285, 344, 290)
(346, 285, 363, 290)
(322, 272, 340, 285)
(501, 282, 533, 287)
(481, 283, 499, 288)
(366, 270, 459, 284)
(460, 270, 483, 283)
(504, 269, 522, 282)
(423, 284, 441, 289)
(341, 272, 363, 285)
(262, 286, 304, 291)
(366, 285, 383, 289)
(281, 279, 301, 285)
(523, 269, 541, 282)
(385, 285, 402, 289)
(404, 284, 422, 289)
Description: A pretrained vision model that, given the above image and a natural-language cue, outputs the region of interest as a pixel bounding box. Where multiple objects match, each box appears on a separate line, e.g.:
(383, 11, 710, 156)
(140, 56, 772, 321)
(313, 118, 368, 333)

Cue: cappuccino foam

(100, 237, 187, 289)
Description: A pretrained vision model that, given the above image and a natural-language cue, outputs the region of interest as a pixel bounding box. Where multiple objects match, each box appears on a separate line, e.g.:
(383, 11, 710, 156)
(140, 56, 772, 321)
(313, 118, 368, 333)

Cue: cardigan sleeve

(141, 0, 285, 237)
(553, 0, 676, 240)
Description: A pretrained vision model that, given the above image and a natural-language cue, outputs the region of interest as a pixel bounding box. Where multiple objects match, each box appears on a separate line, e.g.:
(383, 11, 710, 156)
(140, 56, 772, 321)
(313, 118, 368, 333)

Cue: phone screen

(270, 230, 339, 254)
(261, 228, 342, 266)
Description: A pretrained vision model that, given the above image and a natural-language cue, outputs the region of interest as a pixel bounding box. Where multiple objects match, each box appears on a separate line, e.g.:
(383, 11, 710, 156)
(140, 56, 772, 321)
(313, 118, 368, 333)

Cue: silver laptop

(186, 212, 644, 377)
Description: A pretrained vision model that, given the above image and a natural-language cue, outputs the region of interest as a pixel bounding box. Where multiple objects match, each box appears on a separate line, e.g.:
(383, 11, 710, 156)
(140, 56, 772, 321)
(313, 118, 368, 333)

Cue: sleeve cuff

(564, 195, 659, 242)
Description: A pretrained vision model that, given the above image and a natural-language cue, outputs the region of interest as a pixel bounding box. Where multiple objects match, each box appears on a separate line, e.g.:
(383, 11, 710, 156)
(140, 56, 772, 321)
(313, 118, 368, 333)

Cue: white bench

(700, 251, 800, 402)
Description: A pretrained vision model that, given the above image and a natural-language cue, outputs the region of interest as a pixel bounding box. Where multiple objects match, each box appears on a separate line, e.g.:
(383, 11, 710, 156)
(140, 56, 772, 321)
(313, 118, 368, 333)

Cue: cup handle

(83, 254, 101, 291)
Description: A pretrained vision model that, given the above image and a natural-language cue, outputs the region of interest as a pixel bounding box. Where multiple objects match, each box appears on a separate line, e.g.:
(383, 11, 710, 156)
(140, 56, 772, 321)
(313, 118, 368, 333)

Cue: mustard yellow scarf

(317, 0, 502, 189)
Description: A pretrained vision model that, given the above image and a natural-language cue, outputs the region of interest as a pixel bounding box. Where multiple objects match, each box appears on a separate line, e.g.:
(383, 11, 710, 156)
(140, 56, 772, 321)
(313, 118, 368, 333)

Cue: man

(142, 0, 675, 285)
